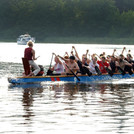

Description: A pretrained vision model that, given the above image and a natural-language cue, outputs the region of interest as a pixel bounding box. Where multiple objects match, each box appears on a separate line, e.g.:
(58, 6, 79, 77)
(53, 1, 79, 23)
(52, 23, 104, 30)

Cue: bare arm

(32, 49, 36, 60)
(53, 53, 62, 64)
(112, 49, 116, 56)
(72, 46, 81, 61)
(124, 60, 132, 67)
(86, 50, 89, 58)
(71, 51, 75, 56)
(91, 54, 96, 59)
(128, 50, 132, 55)
(108, 66, 112, 70)
(64, 52, 69, 57)
(58, 55, 69, 62)
(121, 47, 126, 55)
(82, 64, 90, 69)
(95, 54, 101, 60)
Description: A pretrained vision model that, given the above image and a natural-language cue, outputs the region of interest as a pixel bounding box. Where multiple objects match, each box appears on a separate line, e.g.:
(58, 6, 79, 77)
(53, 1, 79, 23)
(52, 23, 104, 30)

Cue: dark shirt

(110, 61, 116, 73)
(77, 60, 89, 74)
(24, 47, 33, 60)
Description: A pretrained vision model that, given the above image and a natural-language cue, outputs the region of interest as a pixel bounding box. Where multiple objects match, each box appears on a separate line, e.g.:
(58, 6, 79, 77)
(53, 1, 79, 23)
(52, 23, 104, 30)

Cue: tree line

(0, 0, 134, 42)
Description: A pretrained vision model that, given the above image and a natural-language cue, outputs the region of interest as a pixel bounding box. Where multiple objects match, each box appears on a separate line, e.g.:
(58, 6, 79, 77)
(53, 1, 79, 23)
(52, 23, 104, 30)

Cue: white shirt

(54, 63, 64, 74)
(89, 60, 99, 74)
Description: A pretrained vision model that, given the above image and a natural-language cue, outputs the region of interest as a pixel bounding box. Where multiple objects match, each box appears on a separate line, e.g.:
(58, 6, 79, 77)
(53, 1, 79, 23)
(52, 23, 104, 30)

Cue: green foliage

(0, 0, 134, 42)
(115, 0, 134, 12)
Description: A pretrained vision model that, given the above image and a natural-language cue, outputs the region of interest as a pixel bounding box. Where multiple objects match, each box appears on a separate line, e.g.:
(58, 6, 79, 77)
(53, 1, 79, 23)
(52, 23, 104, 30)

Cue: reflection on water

(1, 82, 133, 134)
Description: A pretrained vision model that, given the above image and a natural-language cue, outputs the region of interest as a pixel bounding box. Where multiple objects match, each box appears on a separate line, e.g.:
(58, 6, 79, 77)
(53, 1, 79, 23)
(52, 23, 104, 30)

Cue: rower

(117, 54, 133, 75)
(58, 55, 79, 75)
(89, 56, 101, 75)
(72, 46, 92, 76)
(125, 54, 134, 70)
(48, 53, 64, 75)
(109, 56, 117, 73)
(97, 57, 112, 74)
(24, 41, 40, 76)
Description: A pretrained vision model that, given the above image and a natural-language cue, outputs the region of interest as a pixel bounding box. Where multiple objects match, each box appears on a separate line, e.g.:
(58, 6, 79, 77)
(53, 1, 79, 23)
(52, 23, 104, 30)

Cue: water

(0, 43, 134, 134)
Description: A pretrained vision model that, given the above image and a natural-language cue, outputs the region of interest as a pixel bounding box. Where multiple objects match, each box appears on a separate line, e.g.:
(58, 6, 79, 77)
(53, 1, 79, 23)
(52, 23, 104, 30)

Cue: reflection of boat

(17, 34, 35, 45)
(8, 83, 43, 89)
(8, 73, 134, 84)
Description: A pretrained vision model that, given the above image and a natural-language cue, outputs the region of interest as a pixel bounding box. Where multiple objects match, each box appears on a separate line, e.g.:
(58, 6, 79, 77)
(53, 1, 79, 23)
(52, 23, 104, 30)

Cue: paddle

(64, 62, 80, 81)
(95, 66, 102, 76)
(47, 53, 54, 75)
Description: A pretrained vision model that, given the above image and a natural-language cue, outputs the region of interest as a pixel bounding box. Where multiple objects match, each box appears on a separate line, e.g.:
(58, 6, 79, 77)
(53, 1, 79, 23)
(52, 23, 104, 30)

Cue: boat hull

(17, 39, 35, 45)
(8, 73, 134, 84)
(17, 34, 35, 45)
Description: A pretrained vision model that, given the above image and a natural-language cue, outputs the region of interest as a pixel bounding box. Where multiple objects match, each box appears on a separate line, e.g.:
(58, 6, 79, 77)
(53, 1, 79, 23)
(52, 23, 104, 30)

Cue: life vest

(24, 47, 33, 60)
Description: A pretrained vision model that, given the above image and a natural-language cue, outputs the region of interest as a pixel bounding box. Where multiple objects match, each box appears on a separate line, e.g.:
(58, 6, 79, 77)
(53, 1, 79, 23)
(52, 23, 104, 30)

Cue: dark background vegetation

(0, 0, 134, 44)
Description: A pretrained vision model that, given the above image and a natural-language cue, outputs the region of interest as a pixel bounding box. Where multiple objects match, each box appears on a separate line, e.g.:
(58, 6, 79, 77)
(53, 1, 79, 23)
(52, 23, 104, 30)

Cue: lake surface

(0, 43, 134, 134)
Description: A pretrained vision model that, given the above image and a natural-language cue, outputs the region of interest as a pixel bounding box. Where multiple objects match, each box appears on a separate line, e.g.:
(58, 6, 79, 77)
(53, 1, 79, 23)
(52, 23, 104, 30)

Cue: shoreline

(0, 37, 134, 45)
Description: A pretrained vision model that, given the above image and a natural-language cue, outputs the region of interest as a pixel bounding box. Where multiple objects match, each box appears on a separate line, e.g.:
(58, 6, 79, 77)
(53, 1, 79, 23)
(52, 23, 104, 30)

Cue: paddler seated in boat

(58, 55, 79, 75)
(116, 54, 133, 75)
(109, 56, 117, 73)
(72, 46, 92, 76)
(97, 56, 113, 76)
(125, 54, 134, 70)
(89, 56, 102, 75)
(48, 53, 64, 75)
(24, 41, 40, 76)
(63, 55, 69, 70)
(107, 49, 118, 73)
(82, 49, 91, 64)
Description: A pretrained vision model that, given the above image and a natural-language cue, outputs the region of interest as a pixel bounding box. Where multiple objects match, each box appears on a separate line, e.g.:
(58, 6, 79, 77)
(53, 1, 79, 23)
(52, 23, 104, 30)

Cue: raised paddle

(47, 53, 54, 75)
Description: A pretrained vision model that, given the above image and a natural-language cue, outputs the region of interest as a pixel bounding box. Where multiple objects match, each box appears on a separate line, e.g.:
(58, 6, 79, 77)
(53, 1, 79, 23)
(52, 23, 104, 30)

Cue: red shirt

(24, 47, 33, 60)
(97, 61, 109, 73)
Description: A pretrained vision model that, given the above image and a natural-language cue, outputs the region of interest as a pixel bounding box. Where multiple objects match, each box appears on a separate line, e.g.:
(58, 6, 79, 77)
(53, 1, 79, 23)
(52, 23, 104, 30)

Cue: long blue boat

(8, 73, 134, 84)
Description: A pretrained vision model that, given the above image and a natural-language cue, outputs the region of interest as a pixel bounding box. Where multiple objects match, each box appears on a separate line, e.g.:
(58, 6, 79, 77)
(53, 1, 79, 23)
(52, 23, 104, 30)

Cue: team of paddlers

(24, 41, 134, 77)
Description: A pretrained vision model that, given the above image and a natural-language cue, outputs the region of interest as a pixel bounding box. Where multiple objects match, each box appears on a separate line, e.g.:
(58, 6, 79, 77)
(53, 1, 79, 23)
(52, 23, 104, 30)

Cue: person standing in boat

(24, 41, 40, 76)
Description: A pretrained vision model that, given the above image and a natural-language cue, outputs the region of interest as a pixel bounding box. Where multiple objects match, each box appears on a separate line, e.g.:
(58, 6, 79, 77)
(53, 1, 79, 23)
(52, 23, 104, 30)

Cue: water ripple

(1, 62, 134, 133)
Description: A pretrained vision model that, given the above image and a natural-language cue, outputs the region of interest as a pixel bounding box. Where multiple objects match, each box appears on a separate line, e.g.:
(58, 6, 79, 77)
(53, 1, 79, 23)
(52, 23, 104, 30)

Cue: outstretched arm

(121, 47, 126, 55)
(71, 51, 75, 57)
(95, 53, 101, 60)
(64, 52, 69, 57)
(124, 61, 132, 67)
(86, 50, 89, 58)
(53, 53, 62, 64)
(112, 49, 116, 56)
(72, 46, 81, 61)
(128, 50, 131, 54)
(58, 55, 69, 62)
